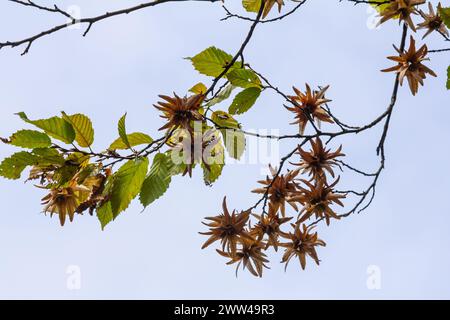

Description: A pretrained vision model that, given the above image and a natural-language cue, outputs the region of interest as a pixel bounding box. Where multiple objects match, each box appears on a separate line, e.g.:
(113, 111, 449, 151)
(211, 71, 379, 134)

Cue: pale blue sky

(0, 0, 449, 299)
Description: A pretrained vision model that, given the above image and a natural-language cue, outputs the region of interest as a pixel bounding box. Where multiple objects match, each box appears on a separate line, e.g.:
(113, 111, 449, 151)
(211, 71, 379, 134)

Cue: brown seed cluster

(36, 154, 110, 226)
(201, 85, 348, 276)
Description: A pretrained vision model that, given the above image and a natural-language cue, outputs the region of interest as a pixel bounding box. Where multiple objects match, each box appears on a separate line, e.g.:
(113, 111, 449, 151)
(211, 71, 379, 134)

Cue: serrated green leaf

(16, 112, 75, 144)
(97, 202, 113, 230)
(211, 111, 241, 129)
(118, 113, 132, 151)
(202, 140, 225, 185)
(371, 0, 391, 13)
(61, 112, 94, 148)
(211, 112, 246, 159)
(139, 153, 173, 208)
(188, 47, 239, 77)
(189, 82, 208, 95)
(439, 7, 450, 29)
(32, 148, 65, 165)
(0, 151, 37, 180)
(447, 65, 450, 90)
(8, 130, 51, 149)
(226, 68, 262, 89)
(205, 84, 236, 107)
(110, 157, 149, 217)
(109, 132, 153, 150)
(221, 129, 246, 160)
(229, 87, 261, 115)
(242, 0, 262, 13)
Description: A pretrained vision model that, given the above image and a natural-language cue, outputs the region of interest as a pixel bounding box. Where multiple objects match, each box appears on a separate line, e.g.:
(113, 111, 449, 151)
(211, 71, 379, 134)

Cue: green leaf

(189, 82, 208, 95)
(16, 112, 75, 144)
(205, 84, 236, 107)
(110, 157, 149, 217)
(226, 68, 262, 89)
(211, 111, 241, 129)
(0, 151, 37, 180)
(221, 129, 246, 160)
(61, 112, 94, 148)
(109, 132, 153, 150)
(97, 202, 114, 230)
(439, 6, 450, 29)
(447, 65, 450, 90)
(188, 47, 238, 77)
(202, 140, 225, 185)
(32, 148, 65, 166)
(229, 87, 261, 115)
(211, 111, 246, 160)
(165, 150, 190, 176)
(8, 130, 51, 149)
(242, 0, 262, 13)
(118, 113, 132, 151)
(139, 153, 173, 208)
(371, 0, 391, 13)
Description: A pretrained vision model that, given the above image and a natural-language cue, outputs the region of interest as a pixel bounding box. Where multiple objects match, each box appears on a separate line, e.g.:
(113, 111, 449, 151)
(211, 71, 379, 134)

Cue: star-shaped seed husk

(417, 2, 449, 39)
(381, 35, 437, 95)
(200, 197, 253, 256)
(377, 0, 426, 32)
(154, 93, 204, 133)
(286, 84, 333, 134)
(280, 223, 326, 270)
(252, 165, 301, 217)
(292, 138, 344, 180)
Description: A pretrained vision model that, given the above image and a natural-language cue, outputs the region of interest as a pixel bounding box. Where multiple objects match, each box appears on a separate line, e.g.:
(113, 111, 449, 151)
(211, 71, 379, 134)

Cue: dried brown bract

(200, 197, 253, 256)
(292, 138, 344, 180)
(382, 36, 437, 95)
(378, 0, 426, 31)
(41, 180, 91, 226)
(252, 165, 300, 217)
(250, 212, 292, 251)
(417, 2, 449, 39)
(169, 128, 221, 177)
(280, 223, 326, 270)
(295, 178, 345, 226)
(286, 84, 333, 134)
(263, 0, 285, 19)
(217, 238, 270, 277)
(154, 93, 204, 133)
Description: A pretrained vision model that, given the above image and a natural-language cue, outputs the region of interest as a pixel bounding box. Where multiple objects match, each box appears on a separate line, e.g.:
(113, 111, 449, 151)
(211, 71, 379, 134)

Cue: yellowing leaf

(202, 139, 225, 185)
(8, 130, 51, 149)
(188, 47, 238, 77)
(242, 0, 262, 13)
(61, 112, 94, 148)
(0, 151, 37, 180)
(447, 65, 450, 90)
(211, 110, 240, 129)
(189, 82, 208, 95)
(438, 6, 450, 28)
(221, 129, 246, 160)
(109, 132, 153, 150)
(16, 112, 75, 144)
(371, 0, 391, 13)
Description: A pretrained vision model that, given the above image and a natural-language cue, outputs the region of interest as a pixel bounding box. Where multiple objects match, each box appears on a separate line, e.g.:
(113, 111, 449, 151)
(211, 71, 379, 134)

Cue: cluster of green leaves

(0, 112, 93, 179)
(0, 111, 181, 229)
(187, 46, 265, 160)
